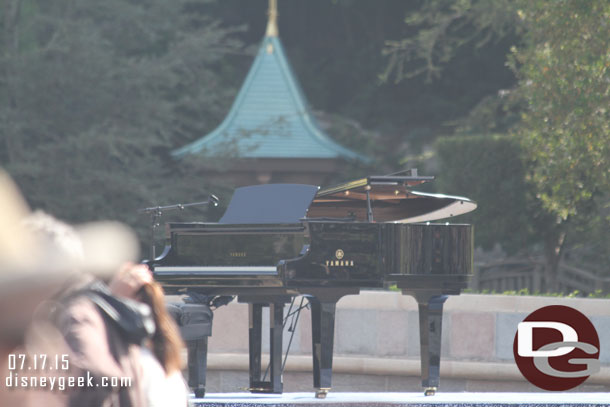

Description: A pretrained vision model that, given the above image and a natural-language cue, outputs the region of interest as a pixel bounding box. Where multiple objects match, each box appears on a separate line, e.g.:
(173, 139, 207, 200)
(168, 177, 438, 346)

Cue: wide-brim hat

(0, 170, 140, 289)
(76, 221, 140, 279)
(0, 170, 43, 284)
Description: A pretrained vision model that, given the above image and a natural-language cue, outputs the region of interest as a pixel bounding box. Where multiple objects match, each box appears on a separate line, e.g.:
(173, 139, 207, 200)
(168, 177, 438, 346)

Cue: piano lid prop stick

(365, 185, 374, 222)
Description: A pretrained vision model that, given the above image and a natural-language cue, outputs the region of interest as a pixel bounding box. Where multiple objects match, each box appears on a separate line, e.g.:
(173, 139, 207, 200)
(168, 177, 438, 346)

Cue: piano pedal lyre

(424, 387, 437, 396)
(315, 388, 330, 399)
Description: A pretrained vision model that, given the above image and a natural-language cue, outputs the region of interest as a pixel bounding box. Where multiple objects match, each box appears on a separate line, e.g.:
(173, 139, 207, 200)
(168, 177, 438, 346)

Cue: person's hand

(109, 262, 153, 299)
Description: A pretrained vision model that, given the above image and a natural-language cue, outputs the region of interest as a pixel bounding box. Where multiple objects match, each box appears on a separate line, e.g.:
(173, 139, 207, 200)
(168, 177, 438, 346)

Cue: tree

(0, 0, 244, 242)
(510, 1, 609, 220)
(436, 135, 532, 255)
(509, 0, 610, 289)
(381, 0, 519, 82)
(386, 0, 610, 290)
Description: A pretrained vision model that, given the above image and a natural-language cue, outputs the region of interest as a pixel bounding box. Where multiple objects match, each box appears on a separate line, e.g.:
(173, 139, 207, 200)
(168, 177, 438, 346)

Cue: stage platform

(191, 392, 609, 407)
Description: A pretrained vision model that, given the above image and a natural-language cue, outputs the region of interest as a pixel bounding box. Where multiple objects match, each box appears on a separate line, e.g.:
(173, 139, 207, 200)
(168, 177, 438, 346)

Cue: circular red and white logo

(513, 305, 600, 391)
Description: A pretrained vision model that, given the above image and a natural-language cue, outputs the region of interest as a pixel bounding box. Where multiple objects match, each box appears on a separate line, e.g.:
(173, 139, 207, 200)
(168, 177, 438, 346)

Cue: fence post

(471, 263, 481, 291)
(532, 266, 542, 293)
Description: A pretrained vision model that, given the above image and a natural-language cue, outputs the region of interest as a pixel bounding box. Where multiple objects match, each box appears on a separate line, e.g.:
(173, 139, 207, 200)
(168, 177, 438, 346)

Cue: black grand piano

(152, 172, 476, 398)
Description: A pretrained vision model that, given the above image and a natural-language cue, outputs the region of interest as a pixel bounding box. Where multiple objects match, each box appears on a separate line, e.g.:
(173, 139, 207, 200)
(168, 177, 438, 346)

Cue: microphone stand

(138, 195, 219, 261)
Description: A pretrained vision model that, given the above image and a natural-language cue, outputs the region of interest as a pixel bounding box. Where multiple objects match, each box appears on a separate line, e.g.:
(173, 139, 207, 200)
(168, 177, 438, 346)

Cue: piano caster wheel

(315, 389, 329, 399)
(424, 387, 437, 396)
(194, 388, 206, 398)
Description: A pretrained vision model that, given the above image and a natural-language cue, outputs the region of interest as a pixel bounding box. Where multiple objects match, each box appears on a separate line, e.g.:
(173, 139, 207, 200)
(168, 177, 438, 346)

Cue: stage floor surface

(191, 392, 609, 407)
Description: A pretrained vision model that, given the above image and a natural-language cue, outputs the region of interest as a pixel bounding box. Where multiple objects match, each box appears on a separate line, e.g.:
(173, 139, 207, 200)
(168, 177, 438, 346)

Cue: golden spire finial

(266, 0, 278, 37)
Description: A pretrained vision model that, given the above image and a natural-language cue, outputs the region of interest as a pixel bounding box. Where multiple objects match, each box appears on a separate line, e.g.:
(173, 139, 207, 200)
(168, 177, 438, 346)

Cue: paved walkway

(192, 392, 610, 406)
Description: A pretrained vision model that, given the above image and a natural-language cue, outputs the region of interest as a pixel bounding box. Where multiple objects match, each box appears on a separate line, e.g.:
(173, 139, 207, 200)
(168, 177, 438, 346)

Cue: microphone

(139, 194, 220, 261)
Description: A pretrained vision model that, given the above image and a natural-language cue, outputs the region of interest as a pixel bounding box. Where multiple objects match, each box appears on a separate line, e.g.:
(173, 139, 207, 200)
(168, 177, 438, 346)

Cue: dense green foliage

(511, 1, 610, 221)
(1, 0, 243, 234)
(0, 0, 607, 282)
(509, 0, 610, 285)
(388, 0, 609, 285)
(436, 136, 532, 254)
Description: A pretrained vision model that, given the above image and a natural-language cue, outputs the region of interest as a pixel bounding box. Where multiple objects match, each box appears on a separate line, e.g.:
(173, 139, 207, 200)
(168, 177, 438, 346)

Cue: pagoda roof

(172, 34, 366, 161)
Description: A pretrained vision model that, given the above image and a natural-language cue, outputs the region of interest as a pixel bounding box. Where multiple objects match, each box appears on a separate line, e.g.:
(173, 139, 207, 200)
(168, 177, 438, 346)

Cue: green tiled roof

(172, 35, 366, 161)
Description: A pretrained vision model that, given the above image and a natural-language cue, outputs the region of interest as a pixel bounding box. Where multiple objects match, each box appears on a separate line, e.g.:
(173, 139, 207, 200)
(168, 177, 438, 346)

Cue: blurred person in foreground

(129, 275, 189, 406)
(24, 213, 190, 407)
(0, 170, 188, 406)
(0, 171, 74, 406)
(22, 212, 154, 407)
(0, 169, 152, 406)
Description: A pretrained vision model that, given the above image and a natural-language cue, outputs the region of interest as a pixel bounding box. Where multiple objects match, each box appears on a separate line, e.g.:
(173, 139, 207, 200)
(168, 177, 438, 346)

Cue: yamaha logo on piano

(229, 251, 247, 257)
(325, 249, 354, 267)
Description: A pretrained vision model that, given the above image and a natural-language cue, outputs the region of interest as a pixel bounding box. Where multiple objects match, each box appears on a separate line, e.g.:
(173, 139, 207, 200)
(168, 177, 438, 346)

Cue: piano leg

(269, 302, 284, 394)
(248, 303, 263, 391)
(415, 294, 448, 396)
(248, 302, 284, 394)
(187, 338, 208, 398)
(309, 298, 336, 399)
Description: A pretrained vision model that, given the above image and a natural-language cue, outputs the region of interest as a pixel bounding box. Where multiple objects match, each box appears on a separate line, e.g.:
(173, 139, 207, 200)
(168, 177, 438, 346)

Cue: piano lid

(308, 175, 476, 223)
(219, 184, 319, 224)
